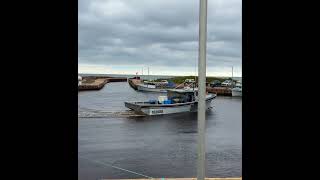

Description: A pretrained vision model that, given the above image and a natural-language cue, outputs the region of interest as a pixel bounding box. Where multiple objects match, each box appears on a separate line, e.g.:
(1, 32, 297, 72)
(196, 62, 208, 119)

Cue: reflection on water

(78, 82, 241, 180)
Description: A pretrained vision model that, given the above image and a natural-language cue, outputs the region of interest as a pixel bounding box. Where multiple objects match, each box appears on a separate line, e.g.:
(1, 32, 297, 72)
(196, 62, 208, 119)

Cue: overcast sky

(78, 0, 242, 77)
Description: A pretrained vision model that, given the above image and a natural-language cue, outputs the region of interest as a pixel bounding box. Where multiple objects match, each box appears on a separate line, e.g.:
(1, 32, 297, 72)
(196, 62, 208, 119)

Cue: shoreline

(78, 76, 127, 91)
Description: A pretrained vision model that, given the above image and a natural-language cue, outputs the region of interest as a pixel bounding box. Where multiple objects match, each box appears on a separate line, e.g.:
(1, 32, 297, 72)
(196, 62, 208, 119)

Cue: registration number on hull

(150, 109, 164, 115)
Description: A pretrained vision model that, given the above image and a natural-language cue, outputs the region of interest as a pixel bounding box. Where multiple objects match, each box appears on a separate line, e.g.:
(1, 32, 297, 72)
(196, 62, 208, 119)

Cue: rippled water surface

(78, 82, 241, 180)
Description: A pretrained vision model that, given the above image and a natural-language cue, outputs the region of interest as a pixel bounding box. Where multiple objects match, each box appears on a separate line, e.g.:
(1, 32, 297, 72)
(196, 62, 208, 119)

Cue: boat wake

(78, 109, 145, 118)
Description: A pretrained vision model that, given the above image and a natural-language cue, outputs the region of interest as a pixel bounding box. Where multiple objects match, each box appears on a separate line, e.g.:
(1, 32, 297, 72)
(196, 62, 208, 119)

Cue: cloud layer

(79, 0, 242, 76)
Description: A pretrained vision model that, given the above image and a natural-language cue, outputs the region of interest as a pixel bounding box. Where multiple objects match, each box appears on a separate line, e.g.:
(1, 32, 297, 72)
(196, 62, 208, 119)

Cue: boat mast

(197, 0, 207, 180)
(147, 67, 150, 88)
(195, 50, 197, 88)
(232, 66, 234, 87)
(194, 59, 196, 91)
(148, 67, 149, 81)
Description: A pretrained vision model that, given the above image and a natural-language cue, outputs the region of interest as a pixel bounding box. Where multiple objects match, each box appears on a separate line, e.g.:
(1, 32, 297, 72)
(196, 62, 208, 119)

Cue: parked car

(160, 80, 168, 84)
(221, 80, 233, 87)
(210, 80, 221, 87)
(184, 79, 195, 83)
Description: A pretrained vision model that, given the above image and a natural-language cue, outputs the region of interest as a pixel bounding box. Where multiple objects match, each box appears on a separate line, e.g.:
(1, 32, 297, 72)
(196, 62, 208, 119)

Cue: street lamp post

(197, 0, 208, 180)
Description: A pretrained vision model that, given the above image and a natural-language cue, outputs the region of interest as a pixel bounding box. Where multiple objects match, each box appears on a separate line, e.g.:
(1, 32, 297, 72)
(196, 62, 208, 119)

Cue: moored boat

(137, 83, 168, 92)
(231, 82, 242, 97)
(136, 81, 176, 92)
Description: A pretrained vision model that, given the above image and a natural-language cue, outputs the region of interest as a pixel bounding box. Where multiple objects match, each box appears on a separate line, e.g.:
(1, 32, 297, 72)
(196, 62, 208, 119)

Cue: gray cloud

(79, 0, 242, 76)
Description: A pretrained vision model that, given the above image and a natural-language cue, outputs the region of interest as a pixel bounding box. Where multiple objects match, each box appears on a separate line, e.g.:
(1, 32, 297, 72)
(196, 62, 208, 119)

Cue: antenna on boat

(195, 49, 197, 90)
(147, 67, 150, 88)
(197, 0, 207, 180)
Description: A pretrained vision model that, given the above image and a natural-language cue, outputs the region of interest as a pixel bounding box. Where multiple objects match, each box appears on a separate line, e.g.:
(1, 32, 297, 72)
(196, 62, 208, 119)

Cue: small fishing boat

(136, 81, 176, 93)
(125, 88, 216, 115)
(137, 83, 168, 92)
(231, 82, 242, 97)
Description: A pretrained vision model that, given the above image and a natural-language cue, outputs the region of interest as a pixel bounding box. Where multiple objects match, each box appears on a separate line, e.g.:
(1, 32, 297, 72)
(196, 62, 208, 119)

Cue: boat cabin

(167, 89, 197, 104)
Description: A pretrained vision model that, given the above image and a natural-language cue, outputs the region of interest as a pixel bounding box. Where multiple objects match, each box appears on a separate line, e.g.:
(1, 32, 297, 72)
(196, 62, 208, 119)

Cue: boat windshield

(167, 91, 195, 103)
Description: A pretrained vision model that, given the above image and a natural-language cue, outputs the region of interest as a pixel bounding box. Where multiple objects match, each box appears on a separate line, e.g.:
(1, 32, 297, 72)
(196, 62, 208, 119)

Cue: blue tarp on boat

(166, 82, 176, 88)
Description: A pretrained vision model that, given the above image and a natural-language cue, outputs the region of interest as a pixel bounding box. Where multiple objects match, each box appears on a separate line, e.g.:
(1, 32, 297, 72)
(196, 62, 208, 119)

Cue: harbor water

(78, 82, 242, 180)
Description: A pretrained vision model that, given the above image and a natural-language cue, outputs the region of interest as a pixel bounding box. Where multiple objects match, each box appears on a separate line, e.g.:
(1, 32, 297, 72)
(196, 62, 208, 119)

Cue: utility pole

(197, 0, 208, 180)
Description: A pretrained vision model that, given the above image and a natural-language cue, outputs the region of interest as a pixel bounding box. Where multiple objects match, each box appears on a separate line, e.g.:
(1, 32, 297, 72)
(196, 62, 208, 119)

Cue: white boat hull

(143, 105, 192, 115)
(146, 100, 213, 115)
(232, 88, 242, 97)
(125, 94, 215, 116)
(137, 84, 168, 92)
